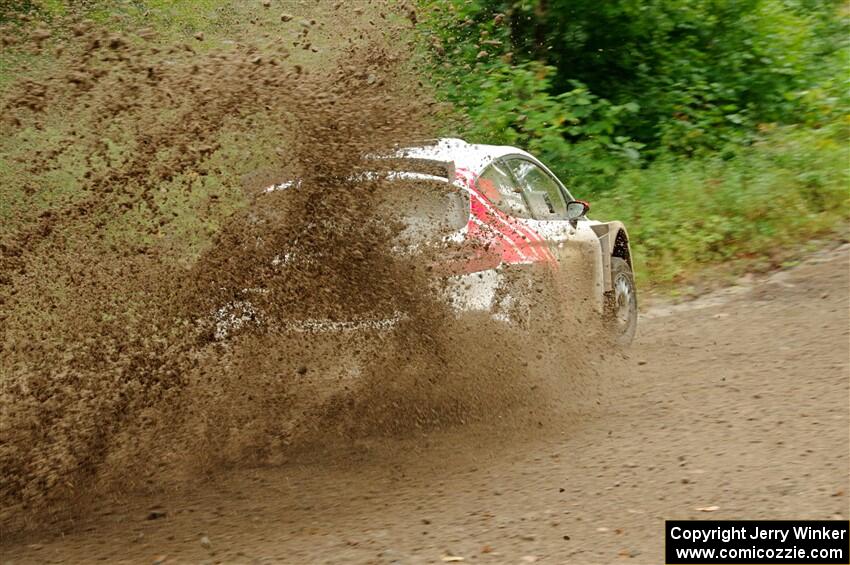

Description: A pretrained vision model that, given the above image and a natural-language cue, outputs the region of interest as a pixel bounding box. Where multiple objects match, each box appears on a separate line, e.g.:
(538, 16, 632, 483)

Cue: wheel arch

(612, 226, 632, 270)
(590, 221, 633, 291)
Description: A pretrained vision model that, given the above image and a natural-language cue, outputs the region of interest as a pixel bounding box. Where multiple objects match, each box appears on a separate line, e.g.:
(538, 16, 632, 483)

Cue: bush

(420, 0, 848, 154)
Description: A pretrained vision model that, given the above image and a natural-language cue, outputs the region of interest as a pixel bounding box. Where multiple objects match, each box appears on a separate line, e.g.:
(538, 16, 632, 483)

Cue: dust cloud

(0, 4, 602, 532)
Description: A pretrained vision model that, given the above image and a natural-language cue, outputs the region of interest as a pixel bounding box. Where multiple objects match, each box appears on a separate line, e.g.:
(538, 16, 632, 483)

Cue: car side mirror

(565, 200, 590, 220)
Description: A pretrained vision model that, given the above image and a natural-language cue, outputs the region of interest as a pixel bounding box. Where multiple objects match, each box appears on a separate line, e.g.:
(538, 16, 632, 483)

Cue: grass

(591, 121, 850, 289)
(0, 0, 373, 264)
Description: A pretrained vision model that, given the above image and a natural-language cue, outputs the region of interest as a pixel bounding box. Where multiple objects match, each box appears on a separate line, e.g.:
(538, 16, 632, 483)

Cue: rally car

(215, 138, 637, 345)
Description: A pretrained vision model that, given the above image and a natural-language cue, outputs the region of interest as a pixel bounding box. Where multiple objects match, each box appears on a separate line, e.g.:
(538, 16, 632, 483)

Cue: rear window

(371, 177, 468, 246)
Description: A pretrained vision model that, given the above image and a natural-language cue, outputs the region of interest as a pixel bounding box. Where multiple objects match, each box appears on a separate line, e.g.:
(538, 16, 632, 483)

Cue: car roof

(397, 138, 535, 177)
(263, 138, 539, 195)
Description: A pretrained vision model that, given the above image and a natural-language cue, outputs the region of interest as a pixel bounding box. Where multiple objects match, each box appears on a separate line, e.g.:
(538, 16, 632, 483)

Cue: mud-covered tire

(605, 257, 637, 346)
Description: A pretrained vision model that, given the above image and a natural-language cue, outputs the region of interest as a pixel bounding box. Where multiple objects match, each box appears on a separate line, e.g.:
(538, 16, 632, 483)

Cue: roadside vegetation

(418, 0, 849, 287)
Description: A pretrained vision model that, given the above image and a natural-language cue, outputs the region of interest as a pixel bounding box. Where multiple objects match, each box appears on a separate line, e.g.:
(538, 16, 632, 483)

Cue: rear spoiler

(371, 145, 456, 181)
(261, 158, 456, 195)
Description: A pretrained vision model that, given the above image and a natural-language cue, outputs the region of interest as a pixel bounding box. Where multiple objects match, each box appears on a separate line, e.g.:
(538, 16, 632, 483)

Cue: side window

(506, 159, 568, 220)
(476, 162, 532, 219)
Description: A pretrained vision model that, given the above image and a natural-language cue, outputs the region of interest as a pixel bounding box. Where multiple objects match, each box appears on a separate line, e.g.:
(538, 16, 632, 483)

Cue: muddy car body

(217, 138, 637, 344)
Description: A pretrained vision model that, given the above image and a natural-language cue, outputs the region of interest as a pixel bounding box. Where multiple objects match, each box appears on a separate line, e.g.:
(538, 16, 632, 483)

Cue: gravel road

(2, 245, 847, 564)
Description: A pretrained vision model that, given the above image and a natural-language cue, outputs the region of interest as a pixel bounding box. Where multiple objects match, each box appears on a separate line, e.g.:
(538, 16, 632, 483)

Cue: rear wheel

(605, 257, 637, 346)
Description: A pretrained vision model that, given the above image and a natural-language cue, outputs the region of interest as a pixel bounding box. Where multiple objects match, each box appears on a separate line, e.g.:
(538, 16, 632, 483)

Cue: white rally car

(215, 138, 637, 345)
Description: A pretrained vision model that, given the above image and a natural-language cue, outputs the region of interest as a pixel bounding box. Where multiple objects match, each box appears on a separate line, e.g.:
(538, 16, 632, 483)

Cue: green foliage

(439, 58, 642, 193)
(421, 0, 848, 155)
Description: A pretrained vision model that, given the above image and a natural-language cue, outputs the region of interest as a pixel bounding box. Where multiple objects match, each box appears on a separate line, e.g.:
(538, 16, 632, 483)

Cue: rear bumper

(212, 268, 508, 340)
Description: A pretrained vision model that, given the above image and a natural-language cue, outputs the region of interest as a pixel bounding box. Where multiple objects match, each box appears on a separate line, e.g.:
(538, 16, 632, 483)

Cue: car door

(472, 159, 556, 265)
(503, 156, 606, 314)
(502, 156, 574, 255)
